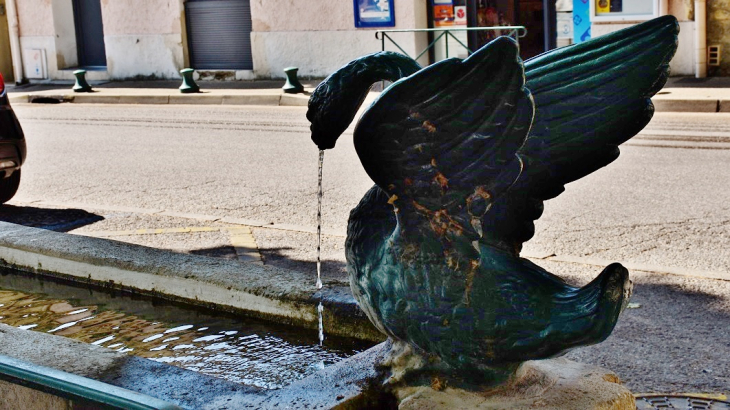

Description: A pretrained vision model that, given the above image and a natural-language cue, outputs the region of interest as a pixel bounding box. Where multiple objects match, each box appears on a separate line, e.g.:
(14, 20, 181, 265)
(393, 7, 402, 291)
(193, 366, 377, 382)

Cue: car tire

(0, 169, 21, 204)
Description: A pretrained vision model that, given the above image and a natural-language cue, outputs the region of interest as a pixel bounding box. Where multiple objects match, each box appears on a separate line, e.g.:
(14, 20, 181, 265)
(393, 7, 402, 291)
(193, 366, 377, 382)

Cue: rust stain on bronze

(466, 185, 493, 217)
(444, 249, 460, 270)
(474, 186, 491, 200)
(412, 201, 465, 239)
(434, 172, 449, 190)
(481, 341, 496, 359)
(464, 259, 480, 306)
(423, 121, 437, 133)
(431, 377, 446, 391)
(400, 243, 419, 262)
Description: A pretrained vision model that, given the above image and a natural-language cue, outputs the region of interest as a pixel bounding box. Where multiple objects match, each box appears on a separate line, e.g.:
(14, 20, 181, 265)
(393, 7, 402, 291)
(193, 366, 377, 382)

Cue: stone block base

(258, 341, 634, 409)
(396, 358, 635, 410)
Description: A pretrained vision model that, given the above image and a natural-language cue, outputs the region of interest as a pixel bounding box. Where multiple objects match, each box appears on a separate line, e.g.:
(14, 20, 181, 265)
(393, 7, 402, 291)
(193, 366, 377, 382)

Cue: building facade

(0, 0, 724, 84)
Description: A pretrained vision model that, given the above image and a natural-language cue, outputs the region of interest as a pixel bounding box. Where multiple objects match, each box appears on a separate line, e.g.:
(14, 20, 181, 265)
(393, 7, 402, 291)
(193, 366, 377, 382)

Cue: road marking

(77, 226, 226, 237)
(228, 226, 263, 265)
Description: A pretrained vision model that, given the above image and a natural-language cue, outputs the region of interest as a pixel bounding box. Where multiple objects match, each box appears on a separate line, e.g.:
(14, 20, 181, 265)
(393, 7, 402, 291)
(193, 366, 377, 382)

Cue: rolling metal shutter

(185, 0, 253, 70)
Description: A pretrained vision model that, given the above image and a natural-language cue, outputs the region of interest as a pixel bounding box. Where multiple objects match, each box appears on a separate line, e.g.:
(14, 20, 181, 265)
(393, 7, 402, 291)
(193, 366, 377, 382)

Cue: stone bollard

(72, 70, 92, 93)
(282, 67, 304, 94)
(179, 68, 200, 93)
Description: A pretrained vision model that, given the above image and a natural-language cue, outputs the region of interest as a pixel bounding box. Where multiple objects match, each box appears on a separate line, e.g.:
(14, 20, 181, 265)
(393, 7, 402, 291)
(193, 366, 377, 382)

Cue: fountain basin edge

(0, 221, 384, 343)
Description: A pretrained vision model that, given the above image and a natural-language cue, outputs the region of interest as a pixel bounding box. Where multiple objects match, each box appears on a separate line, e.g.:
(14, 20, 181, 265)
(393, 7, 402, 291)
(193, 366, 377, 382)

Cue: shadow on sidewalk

(566, 279, 730, 393)
(0, 205, 103, 232)
(256, 246, 349, 284)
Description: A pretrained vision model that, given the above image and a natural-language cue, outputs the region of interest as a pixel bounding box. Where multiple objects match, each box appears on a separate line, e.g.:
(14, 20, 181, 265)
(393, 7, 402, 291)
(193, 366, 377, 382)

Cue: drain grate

(636, 395, 730, 409)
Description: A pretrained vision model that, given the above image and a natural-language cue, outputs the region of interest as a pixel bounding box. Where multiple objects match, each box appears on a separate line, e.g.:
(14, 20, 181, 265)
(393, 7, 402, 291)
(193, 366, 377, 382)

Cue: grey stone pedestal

(263, 340, 635, 409)
(396, 358, 635, 410)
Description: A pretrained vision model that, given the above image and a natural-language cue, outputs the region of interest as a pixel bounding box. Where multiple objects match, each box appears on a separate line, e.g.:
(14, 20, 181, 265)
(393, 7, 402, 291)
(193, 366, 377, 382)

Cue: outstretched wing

(480, 16, 679, 252)
(353, 37, 534, 243)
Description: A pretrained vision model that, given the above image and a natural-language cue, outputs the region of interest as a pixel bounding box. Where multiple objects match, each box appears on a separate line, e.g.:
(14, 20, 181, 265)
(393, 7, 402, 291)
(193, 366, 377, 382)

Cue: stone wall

(16, 0, 718, 81)
(100, 0, 184, 79)
(17, 0, 55, 79)
(707, 0, 730, 76)
(17, 0, 54, 37)
(51, 0, 78, 69)
(250, 0, 429, 78)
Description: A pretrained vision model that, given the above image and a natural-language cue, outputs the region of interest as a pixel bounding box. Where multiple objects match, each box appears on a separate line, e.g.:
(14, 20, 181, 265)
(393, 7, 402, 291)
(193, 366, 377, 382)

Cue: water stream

(316, 149, 324, 347)
(316, 149, 324, 290)
(0, 271, 372, 389)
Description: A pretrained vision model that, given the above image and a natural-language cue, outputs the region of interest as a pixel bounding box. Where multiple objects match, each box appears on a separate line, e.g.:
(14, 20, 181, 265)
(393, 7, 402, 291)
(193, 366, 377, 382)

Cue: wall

(0, 380, 71, 410)
(100, 0, 184, 79)
(16, 0, 429, 81)
(707, 0, 730, 76)
(52, 0, 78, 69)
(17, 0, 56, 79)
(668, 0, 697, 76)
(17, 0, 54, 37)
(588, 0, 705, 77)
(0, 0, 15, 82)
(670, 0, 694, 20)
(17, 0, 184, 80)
(250, 0, 429, 78)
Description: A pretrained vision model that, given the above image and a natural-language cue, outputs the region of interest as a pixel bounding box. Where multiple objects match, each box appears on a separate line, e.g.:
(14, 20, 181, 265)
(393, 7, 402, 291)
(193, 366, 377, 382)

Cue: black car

(0, 71, 25, 203)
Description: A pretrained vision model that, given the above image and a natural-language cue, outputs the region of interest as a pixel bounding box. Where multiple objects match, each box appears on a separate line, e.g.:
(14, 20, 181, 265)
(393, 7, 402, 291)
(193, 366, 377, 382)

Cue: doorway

(518, 0, 546, 58)
(427, 0, 551, 62)
(185, 0, 254, 70)
(0, 0, 14, 82)
(72, 0, 106, 67)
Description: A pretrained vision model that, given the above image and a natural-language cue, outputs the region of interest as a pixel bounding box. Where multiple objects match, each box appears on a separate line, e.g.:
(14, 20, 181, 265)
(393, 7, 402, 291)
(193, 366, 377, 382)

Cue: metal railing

(375, 26, 527, 62)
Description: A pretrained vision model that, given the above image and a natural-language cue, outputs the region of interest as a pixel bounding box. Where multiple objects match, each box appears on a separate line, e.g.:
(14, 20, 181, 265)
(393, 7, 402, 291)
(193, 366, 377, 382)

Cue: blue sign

(354, 0, 396, 28)
(574, 0, 591, 43)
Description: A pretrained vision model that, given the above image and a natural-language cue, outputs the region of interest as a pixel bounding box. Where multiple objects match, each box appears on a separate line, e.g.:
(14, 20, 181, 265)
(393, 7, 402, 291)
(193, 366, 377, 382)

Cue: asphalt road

(5, 103, 730, 394)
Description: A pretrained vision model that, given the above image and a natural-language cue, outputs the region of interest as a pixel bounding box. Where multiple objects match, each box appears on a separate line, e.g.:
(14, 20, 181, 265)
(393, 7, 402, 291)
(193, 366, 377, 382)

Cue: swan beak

(310, 124, 337, 150)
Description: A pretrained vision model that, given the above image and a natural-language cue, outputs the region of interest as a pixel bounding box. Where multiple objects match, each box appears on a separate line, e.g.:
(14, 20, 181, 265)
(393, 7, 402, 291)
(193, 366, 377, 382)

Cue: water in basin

(0, 270, 374, 389)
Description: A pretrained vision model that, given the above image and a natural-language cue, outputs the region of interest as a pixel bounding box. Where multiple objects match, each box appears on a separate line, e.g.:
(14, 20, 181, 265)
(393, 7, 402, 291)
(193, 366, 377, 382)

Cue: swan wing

(354, 37, 534, 242)
(481, 16, 679, 251)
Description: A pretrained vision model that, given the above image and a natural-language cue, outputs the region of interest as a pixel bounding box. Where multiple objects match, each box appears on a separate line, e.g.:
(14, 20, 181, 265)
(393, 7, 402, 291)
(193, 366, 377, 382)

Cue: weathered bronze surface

(307, 16, 678, 385)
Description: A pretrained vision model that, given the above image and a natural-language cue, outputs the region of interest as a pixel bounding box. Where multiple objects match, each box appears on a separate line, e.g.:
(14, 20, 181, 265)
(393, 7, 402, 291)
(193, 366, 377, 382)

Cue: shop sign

(573, 0, 591, 43)
(590, 0, 657, 22)
(454, 5, 467, 25)
(433, 0, 454, 27)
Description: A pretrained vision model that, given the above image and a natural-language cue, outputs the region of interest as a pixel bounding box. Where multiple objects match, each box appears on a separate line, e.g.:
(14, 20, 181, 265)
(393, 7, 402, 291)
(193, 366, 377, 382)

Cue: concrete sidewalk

(7, 76, 730, 112)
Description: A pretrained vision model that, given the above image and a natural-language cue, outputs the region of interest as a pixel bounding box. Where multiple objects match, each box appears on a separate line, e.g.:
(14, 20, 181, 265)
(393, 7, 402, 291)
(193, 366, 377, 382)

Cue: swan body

(308, 16, 678, 383)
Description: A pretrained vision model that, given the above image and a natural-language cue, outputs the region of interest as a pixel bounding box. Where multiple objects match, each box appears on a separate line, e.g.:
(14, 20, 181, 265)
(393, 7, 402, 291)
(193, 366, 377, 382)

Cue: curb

(7, 88, 729, 112)
(651, 98, 721, 112)
(12, 92, 310, 107)
(0, 221, 383, 343)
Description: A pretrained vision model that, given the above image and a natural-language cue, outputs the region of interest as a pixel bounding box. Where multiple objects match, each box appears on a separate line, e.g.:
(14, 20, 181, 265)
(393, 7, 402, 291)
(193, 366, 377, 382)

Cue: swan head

(306, 80, 354, 151)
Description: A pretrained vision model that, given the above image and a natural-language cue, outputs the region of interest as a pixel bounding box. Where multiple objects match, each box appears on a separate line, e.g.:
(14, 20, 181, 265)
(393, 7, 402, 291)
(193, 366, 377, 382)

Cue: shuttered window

(185, 0, 253, 70)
